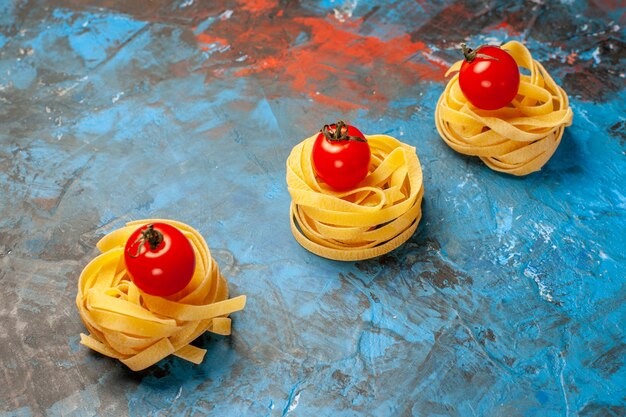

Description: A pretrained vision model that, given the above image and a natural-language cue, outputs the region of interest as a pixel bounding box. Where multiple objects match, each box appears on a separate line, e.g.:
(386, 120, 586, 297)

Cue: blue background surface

(0, 0, 624, 416)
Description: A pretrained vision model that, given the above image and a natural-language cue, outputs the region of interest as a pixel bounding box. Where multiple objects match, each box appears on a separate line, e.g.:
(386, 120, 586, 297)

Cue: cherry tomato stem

(127, 225, 164, 257)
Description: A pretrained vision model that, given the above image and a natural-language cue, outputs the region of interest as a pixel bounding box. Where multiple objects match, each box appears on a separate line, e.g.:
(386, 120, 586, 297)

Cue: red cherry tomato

(124, 222, 195, 296)
(458, 44, 520, 110)
(311, 121, 371, 191)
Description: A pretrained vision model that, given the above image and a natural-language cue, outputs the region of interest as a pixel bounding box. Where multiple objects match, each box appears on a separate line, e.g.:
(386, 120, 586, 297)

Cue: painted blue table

(1, 1, 624, 416)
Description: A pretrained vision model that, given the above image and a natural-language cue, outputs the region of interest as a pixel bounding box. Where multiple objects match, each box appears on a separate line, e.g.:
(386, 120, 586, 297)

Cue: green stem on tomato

(321, 120, 367, 142)
(461, 43, 500, 63)
(128, 224, 164, 258)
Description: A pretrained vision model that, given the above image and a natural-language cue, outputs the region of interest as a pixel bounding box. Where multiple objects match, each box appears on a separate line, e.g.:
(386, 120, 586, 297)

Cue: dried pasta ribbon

(435, 40, 573, 176)
(76, 219, 246, 371)
(286, 134, 424, 261)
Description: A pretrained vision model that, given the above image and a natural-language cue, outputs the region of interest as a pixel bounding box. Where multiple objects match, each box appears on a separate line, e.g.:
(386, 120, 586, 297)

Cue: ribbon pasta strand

(286, 134, 424, 261)
(435, 41, 573, 176)
(76, 219, 246, 371)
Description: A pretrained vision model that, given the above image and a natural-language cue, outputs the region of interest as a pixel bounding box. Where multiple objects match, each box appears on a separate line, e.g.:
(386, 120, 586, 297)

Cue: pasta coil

(287, 134, 424, 261)
(76, 219, 246, 371)
(435, 41, 573, 176)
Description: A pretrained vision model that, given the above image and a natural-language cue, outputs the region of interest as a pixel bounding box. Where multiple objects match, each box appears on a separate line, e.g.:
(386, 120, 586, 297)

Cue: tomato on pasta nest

(76, 219, 247, 371)
(434, 41, 574, 176)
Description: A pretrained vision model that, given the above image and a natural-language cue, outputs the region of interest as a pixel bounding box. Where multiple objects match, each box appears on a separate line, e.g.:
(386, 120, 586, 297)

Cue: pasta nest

(286, 134, 424, 261)
(435, 41, 573, 176)
(76, 219, 246, 371)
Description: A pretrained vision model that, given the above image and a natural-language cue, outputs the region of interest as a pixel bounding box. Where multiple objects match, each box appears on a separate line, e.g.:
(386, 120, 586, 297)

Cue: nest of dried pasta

(435, 41, 573, 176)
(286, 134, 423, 261)
(76, 219, 246, 371)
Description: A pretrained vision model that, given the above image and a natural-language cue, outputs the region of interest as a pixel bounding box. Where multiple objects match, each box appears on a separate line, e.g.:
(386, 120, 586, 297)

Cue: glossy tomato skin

(124, 222, 195, 296)
(459, 46, 520, 110)
(312, 123, 371, 191)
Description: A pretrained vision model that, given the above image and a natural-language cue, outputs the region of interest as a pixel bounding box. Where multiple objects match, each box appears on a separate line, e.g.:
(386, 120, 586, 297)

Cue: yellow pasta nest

(286, 134, 424, 261)
(435, 40, 573, 176)
(76, 219, 246, 371)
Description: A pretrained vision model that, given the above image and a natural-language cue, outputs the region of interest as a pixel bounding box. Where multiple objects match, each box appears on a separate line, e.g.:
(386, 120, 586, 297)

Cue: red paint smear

(236, 57, 281, 76)
(237, 0, 277, 14)
(259, 18, 439, 109)
(310, 92, 367, 111)
(294, 16, 438, 78)
(194, 14, 446, 111)
(196, 33, 228, 47)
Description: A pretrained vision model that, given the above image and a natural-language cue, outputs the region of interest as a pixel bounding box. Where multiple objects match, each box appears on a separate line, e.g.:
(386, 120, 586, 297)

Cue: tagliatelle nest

(286, 134, 423, 261)
(435, 40, 573, 176)
(76, 219, 246, 371)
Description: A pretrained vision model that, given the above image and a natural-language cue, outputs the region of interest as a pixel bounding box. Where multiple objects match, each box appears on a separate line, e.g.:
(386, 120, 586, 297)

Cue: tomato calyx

(321, 120, 367, 143)
(461, 43, 500, 63)
(127, 224, 163, 258)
